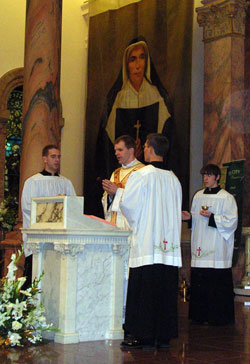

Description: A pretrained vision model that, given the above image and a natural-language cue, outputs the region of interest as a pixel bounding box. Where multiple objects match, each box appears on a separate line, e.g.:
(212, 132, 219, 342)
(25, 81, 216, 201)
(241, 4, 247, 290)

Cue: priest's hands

(102, 179, 118, 197)
(182, 211, 191, 221)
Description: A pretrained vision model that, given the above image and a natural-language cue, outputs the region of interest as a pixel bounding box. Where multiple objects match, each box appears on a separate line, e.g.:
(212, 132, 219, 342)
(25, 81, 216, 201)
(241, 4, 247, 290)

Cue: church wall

(60, 1, 87, 195)
(0, 2, 25, 75)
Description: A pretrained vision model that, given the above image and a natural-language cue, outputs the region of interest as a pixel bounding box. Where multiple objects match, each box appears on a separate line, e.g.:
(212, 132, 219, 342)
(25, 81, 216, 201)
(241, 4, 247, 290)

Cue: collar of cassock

(204, 185, 221, 194)
(121, 159, 138, 169)
(40, 169, 59, 177)
(149, 161, 165, 170)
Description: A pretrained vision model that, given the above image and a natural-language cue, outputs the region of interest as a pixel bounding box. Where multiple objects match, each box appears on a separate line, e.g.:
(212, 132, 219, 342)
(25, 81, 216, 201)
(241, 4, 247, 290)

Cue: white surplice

(21, 173, 76, 256)
(112, 164, 182, 268)
(190, 189, 238, 268)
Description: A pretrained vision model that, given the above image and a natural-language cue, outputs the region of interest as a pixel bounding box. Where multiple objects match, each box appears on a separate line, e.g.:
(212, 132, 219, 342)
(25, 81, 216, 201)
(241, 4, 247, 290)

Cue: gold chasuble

(111, 162, 144, 224)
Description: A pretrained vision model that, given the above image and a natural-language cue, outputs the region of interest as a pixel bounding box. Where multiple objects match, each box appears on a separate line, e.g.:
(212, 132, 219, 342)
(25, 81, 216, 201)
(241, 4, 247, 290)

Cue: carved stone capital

(54, 242, 85, 256)
(28, 243, 43, 255)
(112, 243, 129, 256)
(196, 0, 247, 42)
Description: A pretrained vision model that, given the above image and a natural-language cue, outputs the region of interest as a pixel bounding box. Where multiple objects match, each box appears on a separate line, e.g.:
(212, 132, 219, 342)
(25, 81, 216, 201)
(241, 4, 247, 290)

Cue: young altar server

(21, 145, 76, 285)
(182, 164, 238, 325)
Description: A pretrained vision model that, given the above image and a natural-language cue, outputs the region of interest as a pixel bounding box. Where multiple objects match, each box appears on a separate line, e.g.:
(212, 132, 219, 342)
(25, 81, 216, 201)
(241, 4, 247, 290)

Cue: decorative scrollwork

(112, 244, 129, 256)
(27, 243, 42, 255)
(54, 242, 85, 256)
(197, 0, 247, 41)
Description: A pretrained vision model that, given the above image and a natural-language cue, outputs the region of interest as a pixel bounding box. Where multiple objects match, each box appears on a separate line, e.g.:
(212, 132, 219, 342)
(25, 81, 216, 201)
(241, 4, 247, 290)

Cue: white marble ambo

(22, 196, 130, 344)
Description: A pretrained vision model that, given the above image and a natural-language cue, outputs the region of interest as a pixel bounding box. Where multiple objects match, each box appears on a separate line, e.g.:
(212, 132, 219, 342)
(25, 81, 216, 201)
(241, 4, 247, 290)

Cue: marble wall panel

(76, 245, 119, 341)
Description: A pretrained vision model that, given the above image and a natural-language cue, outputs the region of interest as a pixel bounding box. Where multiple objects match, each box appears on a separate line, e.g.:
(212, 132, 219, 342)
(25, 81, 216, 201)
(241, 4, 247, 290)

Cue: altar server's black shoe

(120, 338, 143, 349)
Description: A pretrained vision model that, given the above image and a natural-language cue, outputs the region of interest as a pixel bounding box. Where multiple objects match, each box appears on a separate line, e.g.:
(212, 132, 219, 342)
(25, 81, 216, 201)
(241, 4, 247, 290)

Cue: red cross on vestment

(163, 240, 168, 251)
(196, 247, 201, 256)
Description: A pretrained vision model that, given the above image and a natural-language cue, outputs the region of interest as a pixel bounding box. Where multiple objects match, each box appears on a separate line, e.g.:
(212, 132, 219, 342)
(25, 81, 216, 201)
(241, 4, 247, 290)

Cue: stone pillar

(20, 0, 63, 195)
(196, 0, 249, 225)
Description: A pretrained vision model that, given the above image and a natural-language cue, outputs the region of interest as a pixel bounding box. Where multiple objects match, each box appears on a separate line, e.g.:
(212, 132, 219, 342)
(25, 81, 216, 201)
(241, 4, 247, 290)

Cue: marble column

(20, 0, 63, 194)
(196, 0, 249, 225)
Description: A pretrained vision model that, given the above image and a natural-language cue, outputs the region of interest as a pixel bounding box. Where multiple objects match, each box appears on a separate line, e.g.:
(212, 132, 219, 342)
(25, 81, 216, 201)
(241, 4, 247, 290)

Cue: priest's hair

(114, 135, 136, 152)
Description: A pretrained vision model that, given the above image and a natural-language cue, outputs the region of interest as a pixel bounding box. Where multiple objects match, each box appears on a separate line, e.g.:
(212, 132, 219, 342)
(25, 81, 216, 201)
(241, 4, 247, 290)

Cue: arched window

(5, 86, 22, 198)
(0, 86, 23, 231)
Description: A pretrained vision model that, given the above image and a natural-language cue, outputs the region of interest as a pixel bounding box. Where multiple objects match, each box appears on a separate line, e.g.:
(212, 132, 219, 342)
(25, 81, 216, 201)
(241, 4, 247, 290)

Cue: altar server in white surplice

(104, 133, 182, 350)
(21, 145, 76, 284)
(182, 164, 238, 326)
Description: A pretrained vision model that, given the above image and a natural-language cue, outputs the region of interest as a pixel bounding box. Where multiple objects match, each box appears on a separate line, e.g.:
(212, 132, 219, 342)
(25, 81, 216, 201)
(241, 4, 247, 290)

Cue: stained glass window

(3, 86, 23, 229)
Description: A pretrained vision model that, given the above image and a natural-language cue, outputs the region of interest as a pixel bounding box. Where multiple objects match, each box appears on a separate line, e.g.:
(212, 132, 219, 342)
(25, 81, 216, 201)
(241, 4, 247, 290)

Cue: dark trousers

(189, 267, 235, 325)
(124, 264, 179, 343)
(23, 255, 33, 290)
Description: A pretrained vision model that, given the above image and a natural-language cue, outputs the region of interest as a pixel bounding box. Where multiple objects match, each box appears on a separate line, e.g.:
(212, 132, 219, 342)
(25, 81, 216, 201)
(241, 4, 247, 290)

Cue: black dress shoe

(120, 338, 143, 349)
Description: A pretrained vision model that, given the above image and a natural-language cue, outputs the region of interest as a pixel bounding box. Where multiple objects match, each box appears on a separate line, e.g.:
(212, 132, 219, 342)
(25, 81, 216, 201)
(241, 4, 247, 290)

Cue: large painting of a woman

(84, 1, 193, 216)
(96, 37, 177, 176)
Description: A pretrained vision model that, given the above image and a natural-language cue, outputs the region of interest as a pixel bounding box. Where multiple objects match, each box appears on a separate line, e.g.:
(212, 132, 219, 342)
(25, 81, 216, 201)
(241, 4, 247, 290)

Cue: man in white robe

(182, 164, 238, 325)
(21, 145, 76, 283)
(104, 133, 182, 349)
(102, 135, 144, 229)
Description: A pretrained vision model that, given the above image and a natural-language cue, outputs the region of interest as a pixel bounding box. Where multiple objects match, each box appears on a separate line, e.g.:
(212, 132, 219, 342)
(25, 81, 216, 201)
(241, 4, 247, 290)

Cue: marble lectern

(21, 196, 130, 344)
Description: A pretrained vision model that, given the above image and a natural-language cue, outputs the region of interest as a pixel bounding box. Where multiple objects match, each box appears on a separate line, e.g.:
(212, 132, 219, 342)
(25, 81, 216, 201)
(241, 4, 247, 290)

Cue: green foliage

(0, 196, 18, 231)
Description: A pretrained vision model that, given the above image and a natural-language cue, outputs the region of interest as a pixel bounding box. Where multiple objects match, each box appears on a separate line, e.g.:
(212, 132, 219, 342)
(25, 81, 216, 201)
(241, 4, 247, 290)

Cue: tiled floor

(1, 298, 250, 364)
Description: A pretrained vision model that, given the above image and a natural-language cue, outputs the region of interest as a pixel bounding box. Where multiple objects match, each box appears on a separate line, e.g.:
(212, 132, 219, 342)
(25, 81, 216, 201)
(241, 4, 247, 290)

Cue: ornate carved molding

(81, 0, 89, 49)
(196, 0, 247, 41)
(28, 243, 43, 255)
(54, 242, 86, 256)
(0, 68, 24, 122)
(112, 243, 129, 256)
(81, 0, 89, 22)
(24, 229, 130, 245)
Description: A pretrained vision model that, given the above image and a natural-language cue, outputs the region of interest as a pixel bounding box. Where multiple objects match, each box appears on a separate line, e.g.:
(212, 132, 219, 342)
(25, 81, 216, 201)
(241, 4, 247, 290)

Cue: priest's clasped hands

(102, 179, 118, 197)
